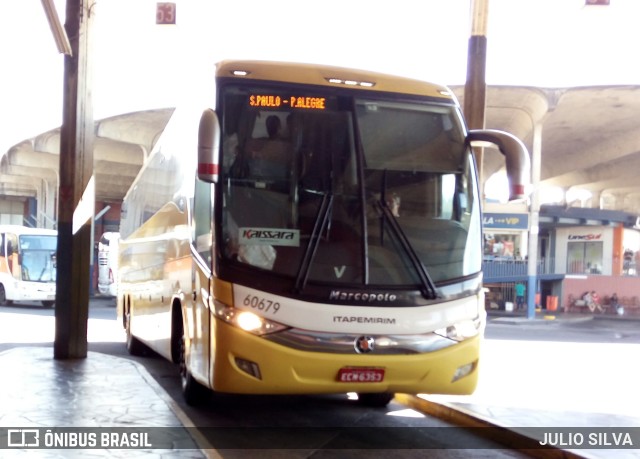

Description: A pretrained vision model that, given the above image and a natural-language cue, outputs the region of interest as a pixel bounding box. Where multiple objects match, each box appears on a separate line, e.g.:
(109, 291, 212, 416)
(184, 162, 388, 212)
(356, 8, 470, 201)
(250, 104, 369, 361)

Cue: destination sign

(249, 94, 326, 110)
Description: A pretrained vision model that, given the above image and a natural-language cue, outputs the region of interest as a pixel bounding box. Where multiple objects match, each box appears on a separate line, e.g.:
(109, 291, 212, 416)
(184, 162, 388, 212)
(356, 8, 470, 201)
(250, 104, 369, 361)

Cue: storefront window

(623, 249, 638, 275)
(567, 241, 603, 274)
(484, 233, 522, 260)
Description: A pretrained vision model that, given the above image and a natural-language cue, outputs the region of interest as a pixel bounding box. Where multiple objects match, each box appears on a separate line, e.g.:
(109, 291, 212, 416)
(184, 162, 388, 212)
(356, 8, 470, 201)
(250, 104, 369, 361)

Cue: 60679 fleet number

(242, 294, 281, 314)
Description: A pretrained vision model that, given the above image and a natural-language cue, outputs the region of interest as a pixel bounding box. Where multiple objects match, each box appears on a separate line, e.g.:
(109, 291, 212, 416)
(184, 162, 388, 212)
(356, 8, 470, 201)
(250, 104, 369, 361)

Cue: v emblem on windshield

(334, 265, 346, 278)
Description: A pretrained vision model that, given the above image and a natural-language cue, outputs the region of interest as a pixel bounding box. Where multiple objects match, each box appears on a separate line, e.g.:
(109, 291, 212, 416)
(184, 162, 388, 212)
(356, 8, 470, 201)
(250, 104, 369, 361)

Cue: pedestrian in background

(515, 282, 526, 310)
(611, 292, 624, 315)
(586, 290, 604, 313)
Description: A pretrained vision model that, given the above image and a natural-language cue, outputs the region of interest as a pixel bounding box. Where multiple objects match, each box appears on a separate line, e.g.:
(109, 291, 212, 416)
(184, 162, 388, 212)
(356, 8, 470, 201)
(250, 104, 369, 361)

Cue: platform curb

(396, 394, 594, 459)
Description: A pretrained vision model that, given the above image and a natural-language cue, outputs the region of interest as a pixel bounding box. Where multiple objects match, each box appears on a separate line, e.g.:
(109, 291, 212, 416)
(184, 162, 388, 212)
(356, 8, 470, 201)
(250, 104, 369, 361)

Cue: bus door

(0, 233, 6, 275)
(188, 179, 215, 385)
(4, 233, 20, 279)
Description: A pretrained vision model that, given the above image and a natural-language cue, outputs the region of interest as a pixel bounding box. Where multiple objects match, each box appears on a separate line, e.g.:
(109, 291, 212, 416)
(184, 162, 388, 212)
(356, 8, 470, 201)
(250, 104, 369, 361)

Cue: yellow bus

(0, 225, 57, 308)
(117, 60, 529, 406)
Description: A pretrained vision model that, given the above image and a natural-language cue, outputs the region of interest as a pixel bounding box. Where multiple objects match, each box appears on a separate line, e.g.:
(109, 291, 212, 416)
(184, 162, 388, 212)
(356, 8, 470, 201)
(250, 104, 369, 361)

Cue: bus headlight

(236, 311, 263, 332)
(214, 300, 289, 336)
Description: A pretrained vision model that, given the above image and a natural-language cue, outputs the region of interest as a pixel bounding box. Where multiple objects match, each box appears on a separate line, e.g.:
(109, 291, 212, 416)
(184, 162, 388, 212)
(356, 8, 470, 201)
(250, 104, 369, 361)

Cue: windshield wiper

(294, 192, 334, 293)
(378, 171, 438, 300)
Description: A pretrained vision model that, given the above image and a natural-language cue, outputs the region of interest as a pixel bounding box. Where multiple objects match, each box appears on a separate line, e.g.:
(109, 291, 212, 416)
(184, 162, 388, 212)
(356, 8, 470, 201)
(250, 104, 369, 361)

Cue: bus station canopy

(2, 84, 640, 215)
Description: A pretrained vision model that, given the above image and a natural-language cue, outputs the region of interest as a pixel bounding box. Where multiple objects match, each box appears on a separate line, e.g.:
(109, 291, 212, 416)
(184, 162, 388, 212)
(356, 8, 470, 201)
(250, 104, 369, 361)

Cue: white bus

(118, 60, 529, 406)
(0, 225, 57, 308)
(97, 232, 120, 297)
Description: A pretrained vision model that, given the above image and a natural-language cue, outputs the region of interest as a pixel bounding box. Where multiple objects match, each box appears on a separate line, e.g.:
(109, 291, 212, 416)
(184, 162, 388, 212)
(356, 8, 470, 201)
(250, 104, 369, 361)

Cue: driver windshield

(19, 235, 57, 282)
(220, 84, 481, 288)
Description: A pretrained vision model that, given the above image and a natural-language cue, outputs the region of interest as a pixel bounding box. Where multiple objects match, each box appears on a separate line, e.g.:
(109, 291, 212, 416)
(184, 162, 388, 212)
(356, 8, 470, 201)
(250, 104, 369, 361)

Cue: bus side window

(193, 178, 213, 264)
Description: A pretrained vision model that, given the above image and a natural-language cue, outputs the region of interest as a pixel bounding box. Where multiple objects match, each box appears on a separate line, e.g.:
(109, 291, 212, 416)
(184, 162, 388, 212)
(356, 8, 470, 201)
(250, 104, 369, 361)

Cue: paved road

(0, 299, 533, 457)
(486, 315, 640, 344)
(3, 299, 639, 457)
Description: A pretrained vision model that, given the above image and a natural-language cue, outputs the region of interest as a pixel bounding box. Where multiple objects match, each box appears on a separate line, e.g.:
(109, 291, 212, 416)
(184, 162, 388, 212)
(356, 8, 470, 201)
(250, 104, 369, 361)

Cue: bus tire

(0, 285, 12, 306)
(125, 307, 147, 356)
(42, 301, 55, 308)
(357, 392, 395, 407)
(179, 326, 206, 406)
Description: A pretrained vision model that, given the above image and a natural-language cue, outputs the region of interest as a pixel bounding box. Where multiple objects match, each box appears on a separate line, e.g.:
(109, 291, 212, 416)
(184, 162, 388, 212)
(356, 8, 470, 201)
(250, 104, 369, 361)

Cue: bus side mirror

(468, 129, 531, 201)
(197, 108, 221, 183)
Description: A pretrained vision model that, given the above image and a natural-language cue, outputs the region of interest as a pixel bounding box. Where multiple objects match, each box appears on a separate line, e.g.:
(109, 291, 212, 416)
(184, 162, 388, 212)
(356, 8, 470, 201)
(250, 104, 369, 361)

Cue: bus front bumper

(209, 319, 481, 396)
(12, 282, 55, 302)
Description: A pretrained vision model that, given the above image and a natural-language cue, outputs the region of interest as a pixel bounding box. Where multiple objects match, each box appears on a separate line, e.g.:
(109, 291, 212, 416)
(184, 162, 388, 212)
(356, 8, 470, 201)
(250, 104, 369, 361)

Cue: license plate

(337, 367, 385, 383)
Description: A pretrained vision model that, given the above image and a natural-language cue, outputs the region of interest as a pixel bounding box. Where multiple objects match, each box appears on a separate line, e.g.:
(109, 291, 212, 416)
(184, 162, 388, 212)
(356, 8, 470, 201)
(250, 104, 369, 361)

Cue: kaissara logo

(239, 227, 300, 247)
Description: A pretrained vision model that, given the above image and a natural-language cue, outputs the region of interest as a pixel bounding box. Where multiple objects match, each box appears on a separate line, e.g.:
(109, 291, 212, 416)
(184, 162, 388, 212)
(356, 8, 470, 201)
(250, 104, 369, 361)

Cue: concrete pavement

(0, 346, 210, 458)
(1, 309, 638, 457)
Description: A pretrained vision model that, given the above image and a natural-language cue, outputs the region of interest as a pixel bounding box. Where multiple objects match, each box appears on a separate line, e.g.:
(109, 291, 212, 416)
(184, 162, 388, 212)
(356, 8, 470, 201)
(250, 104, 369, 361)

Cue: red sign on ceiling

(156, 3, 176, 25)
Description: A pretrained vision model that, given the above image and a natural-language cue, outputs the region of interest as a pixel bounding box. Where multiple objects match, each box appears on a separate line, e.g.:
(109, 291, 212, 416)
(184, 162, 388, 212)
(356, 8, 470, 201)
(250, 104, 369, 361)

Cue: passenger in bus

(247, 115, 291, 179)
(222, 124, 239, 169)
(265, 114, 281, 139)
(281, 113, 294, 139)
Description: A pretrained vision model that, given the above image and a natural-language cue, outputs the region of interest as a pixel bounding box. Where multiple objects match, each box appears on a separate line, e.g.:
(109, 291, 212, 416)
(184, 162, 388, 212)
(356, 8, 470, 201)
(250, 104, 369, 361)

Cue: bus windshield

(220, 84, 481, 289)
(19, 235, 57, 282)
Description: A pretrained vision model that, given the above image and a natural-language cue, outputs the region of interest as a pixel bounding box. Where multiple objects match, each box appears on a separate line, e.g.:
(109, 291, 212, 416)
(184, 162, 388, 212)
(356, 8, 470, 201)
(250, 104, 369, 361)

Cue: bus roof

(0, 225, 57, 236)
(216, 60, 456, 101)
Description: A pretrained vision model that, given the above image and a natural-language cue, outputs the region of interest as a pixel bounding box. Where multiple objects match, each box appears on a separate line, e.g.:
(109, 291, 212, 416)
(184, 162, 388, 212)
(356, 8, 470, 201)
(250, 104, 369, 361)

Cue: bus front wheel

(0, 285, 12, 306)
(42, 301, 54, 308)
(357, 392, 395, 407)
(179, 324, 207, 406)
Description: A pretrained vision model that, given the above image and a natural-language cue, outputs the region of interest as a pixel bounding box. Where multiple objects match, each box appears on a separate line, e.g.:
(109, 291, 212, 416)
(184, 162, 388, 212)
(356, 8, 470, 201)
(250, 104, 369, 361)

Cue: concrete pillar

(589, 190, 602, 209)
(527, 121, 543, 319)
(465, 0, 489, 192)
(610, 193, 627, 210)
(42, 177, 58, 229)
(612, 224, 624, 276)
(54, 0, 95, 360)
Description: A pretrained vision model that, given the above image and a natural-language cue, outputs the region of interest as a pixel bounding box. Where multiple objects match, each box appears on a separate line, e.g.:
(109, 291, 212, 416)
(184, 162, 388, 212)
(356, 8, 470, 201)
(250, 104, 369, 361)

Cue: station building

(483, 203, 640, 316)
